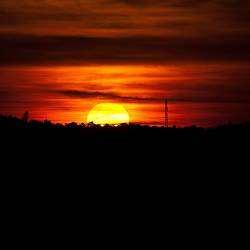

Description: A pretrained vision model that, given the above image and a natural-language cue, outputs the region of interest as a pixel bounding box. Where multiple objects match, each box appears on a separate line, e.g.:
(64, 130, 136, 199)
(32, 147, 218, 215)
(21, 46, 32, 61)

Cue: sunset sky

(0, 0, 250, 126)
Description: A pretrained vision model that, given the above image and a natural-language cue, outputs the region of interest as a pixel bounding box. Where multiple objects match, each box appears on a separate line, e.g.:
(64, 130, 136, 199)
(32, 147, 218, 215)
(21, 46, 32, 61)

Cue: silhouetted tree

(87, 122, 95, 127)
(22, 111, 29, 123)
(44, 120, 52, 127)
(66, 122, 78, 129)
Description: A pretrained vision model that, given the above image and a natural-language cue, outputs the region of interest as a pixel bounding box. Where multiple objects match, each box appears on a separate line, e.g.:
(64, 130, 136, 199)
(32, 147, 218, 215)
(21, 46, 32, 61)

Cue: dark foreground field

(1, 113, 249, 194)
(1, 114, 248, 237)
(1, 114, 249, 161)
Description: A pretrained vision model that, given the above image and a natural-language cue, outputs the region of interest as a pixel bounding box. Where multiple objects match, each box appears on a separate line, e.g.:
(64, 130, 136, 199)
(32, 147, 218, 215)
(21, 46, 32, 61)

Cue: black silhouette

(0, 113, 248, 212)
(1, 113, 249, 155)
(22, 111, 29, 123)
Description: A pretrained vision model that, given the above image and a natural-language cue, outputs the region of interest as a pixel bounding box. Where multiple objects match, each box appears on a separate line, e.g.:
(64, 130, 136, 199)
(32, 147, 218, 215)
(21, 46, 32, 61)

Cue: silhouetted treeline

(1, 113, 248, 207)
(1, 114, 250, 150)
(1, 113, 250, 135)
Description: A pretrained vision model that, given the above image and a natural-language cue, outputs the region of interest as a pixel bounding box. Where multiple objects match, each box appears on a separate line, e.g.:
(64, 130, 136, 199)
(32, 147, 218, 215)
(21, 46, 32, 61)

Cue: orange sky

(0, 0, 250, 126)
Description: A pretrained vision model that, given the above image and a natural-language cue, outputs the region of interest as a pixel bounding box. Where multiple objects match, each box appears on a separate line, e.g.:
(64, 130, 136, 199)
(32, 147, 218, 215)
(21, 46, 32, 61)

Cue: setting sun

(87, 103, 130, 126)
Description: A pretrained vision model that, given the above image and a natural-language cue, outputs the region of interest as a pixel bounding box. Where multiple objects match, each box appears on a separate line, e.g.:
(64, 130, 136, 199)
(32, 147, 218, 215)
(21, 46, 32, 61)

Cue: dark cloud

(52, 89, 250, 104)
(1, 33, 250, 66)
(117, 0, 250, 8)
(50, 89, 160, 103)
(1, 0, 249, 33)
(116, 0, 208, 7)
(113, 0, 250, 29)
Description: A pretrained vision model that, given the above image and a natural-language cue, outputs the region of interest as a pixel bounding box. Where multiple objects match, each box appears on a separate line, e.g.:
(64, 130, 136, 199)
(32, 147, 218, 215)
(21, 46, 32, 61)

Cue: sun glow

(87, 103, 130, 126)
